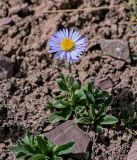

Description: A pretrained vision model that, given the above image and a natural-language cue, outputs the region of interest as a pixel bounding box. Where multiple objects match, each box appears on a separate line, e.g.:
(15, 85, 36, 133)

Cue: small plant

(47, 74, 85, 123)
(47, 75, 118, 133)
(120, 104, 137, 137)
(131, 0, 137, 20)
(121, 104, 137, 127)
(76, 81, 118, 133)
(11, 132, 75, 160)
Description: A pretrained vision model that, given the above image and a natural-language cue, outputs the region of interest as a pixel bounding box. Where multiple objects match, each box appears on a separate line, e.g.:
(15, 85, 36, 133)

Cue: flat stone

(127, 141, 137, 160)
(0, 18, 12, 27)
(100, 39, 131, 63)
(44, 121, 91, 160)
(96, 78, 113, 90)
(0, 55, 14, 80)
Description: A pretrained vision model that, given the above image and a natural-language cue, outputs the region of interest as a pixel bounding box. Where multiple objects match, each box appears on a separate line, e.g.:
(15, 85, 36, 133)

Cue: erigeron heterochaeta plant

(47, 28, 118, 133)
(47, 74, 118, 133)
(119, 103, 137, 139)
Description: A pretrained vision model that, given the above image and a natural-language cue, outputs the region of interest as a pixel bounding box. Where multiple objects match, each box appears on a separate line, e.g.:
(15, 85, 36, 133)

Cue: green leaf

(96, 125, 104, 134)
(47, 101, 66, 109)
(75, 106, 85, 117)
(55, 142, 75, 155)
(23, 132, 32, 144)
(12, 140, 35, 157)
(60, 73, 65, 81)
(53, 103, 66, 109)
(88, 82, 94, 93)
(94, 90, 109, 99)
(100, 115, 118, 125)
(77, 117, 91, 124)
(12, 142, 26, 158)
(72, 80, 81, 91)
(22, 132, 37, 147)
(67, 75, 74, 88)
(31, 154, 46, 160)
(23, 144, 36, 155)
(103, 95, 113, 108)
(46, 140, 55, 154)
(37, 136, 48, 154)
(16, 152, 26, 158)
(75, 89, 86, 102)
(11, 141, 23, 155)
(55, 95, 65, 100)
(99, 95, 113, 116)
(89, 104, 96, 120)
(84, 91, 95, 104)
(83, 82, 94, 93)
(48, 110, 72, 123)
(82, 84, 88, 92)
(57, 78, 68, 91)
(47, 102, 55, 109)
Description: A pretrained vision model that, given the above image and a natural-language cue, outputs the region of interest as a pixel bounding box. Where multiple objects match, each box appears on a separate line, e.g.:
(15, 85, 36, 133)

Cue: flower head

(48, 28, 87, 63)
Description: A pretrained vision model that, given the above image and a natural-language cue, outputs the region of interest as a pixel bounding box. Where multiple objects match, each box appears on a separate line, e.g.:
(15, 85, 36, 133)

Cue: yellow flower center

(60, 38, 74, 51)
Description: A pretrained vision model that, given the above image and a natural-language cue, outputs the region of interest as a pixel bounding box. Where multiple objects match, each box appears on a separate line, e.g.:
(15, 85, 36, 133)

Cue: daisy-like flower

(48, 28, 87, 63)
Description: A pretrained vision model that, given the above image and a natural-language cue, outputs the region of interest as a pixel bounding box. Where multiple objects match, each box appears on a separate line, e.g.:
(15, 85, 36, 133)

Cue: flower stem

(68, 63, 72, 74)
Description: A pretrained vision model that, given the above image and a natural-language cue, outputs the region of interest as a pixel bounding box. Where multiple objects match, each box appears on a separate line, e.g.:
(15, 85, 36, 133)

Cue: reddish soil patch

(0, 0, 137, 159)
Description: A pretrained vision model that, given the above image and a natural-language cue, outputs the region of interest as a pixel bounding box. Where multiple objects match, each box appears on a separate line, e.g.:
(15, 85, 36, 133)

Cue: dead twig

(42, 2, 133, 14)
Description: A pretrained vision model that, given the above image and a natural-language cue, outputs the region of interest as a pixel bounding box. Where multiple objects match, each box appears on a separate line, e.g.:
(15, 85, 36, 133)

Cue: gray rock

(0, 55, 14, 80)
(127, 141, 137, 160)
(45, 120, 91, 160)
(96, 78, 113, 90)
(100, 39, 131, 63)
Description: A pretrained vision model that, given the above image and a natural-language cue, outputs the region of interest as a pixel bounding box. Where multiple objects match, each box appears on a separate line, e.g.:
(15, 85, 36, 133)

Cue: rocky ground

(0, 0, 137, 159)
